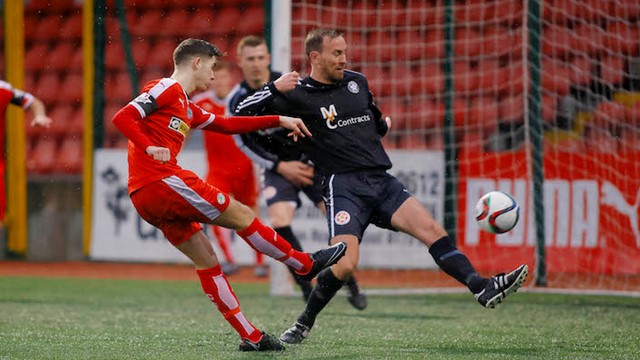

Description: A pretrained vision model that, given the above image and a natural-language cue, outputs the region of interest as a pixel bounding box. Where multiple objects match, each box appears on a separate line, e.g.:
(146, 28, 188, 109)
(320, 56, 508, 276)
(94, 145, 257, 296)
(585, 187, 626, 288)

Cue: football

(475, 191, 520, 234)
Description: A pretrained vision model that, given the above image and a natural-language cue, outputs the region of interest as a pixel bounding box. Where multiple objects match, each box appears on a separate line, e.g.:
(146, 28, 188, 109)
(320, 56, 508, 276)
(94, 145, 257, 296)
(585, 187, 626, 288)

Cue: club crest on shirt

(347, 81, 359, 94)
(334, 210, 351, 225)
(216, 193, 226, 205)
(168, 116, 189, 137)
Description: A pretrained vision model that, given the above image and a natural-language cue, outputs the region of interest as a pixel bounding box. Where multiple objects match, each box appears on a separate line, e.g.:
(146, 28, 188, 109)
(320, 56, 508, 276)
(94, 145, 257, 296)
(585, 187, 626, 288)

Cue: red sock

(196, 265, 262, 342)
(237, 218, 312, 273)
(211, 225, 235, 264)
(255, 251, 264, 266)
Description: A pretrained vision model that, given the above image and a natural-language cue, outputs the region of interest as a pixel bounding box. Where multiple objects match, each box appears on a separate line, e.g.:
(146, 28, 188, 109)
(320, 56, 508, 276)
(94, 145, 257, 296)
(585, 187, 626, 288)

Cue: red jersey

(1, 80, 35, 156)
(112, 78, 279, 194)
(191, 90, 254, 181)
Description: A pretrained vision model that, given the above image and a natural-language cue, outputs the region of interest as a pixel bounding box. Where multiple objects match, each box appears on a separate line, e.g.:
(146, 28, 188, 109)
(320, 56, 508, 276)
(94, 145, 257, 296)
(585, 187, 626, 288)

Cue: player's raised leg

(390, 196, 528, 308)
(176, 231, 283, 351)
(213, 197, 347, 280)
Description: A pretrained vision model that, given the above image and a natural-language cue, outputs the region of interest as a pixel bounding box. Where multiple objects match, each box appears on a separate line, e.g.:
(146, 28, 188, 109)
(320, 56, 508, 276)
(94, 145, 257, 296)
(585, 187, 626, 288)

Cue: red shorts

(206, 167, 258, 208)
(130, 170, 230, 246)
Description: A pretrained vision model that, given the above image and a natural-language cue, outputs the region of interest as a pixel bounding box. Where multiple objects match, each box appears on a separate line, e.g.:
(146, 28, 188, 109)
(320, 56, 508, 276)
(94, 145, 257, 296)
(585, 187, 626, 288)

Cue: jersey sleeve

(234, 82, 279, 116)
(10, 88, 35, 109)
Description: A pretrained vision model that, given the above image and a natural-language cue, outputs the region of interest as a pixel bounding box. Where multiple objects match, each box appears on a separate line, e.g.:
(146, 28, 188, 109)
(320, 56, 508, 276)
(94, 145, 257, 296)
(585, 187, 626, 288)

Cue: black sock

(343, 276, 361, 297)
(428, 236, 487, 293)
(274, 226, 313, 291)
(298, 268, 344, 328)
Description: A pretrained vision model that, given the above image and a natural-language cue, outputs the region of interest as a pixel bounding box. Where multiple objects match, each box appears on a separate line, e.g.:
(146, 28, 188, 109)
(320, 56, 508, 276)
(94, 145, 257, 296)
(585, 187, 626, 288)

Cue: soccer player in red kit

(111, 38, 347, 352)
(0, 80, 52, 225)
(191, 62, 264, 276)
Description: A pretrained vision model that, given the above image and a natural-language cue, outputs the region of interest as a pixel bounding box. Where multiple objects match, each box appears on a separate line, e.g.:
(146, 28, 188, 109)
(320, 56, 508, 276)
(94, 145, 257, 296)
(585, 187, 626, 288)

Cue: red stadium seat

(568, 56, 594, 87)
(235, 7, 263, 35)
(33, 16, 63, 41)
(541, 25, 574, 59)
(210, 7, 243, 35)
(488, 0, 523, 26)
(395, 31, 424, 62)
(572, 23, 605, 57)
(25, 43, 50, 72)
(47, 104, 76, 139)
(346, 32, 366, 64)
(545, 0, 580, 24)
(541, 60, 571, 96)
(378, 98, 407, 129)
(105, 72, 135, 102)
(350, 2, 375, 28)
(59, 73, 83, 104)
(468, 97, 499, 131)
(130, 10, 164, 38)
(453, 61, 478, 93)
(189, 9, 217, 37)
(594, 101, 625, 126)
(105, 40, 125, 71)
(366, 31, 394, 63)
(360, 65, 387, 97)
(26, 0, 77, 14)
(159, 9, 191, 38)
(475, 60, 508, 96)
(499, 61, 526, 96)
(26, 137, 58, 174)
(604, 22, 640, 55)
(55, 135, 83, 174)
(544, 137, 585, 153)
(147, 39, 176, 70)
(406, 0, 442, 28)
(481, 27, 517, 59)
(599, 56, 626, 87)
(389, 66, 413, 97)
(542, 95, 558, 124)
(405, 101, 444, 130)
(424, 30, 444, 60)
(34, 74, 61, 104)
(611, 0, 640, 20)
(49, 43, 77, 72)
(454, 28, 482, 58)
(425, 132, 444, 150)
(580, 0, 611, 22)
(59, 14, 82, 40)
(618, 126, 640, 153)
(415, 63, 444, 94)
(131, 40, 152, 69)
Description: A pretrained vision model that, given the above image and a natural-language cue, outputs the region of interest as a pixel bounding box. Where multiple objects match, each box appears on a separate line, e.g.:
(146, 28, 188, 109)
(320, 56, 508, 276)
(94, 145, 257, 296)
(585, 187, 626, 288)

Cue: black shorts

(261, 168, 324, 208)
(323, 169, 411, 240)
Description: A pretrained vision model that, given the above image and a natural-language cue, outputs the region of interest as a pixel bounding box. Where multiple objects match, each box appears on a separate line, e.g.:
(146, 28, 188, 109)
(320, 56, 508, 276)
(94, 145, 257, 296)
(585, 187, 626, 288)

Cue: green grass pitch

(0, 276, 638, 359)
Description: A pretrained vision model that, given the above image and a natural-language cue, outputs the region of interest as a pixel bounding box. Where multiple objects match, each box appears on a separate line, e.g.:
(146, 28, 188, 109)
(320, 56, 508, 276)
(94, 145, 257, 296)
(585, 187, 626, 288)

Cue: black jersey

(229, 71, 307, 171)
(235, 70, 391, 175)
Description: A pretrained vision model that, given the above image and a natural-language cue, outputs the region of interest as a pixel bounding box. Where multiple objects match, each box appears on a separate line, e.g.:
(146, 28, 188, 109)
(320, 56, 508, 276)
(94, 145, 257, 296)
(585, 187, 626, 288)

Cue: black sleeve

(233, 133, 281, 171)
(369, 92, 388, 137)
(235, 82, 279, 116)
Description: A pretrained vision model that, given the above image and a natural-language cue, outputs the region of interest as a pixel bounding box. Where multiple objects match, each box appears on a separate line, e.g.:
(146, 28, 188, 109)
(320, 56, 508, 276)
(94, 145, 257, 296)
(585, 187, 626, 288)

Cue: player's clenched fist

(278, 115, 312, 142)
(145, 146, 171, 163)
(274, 71, 299, 93)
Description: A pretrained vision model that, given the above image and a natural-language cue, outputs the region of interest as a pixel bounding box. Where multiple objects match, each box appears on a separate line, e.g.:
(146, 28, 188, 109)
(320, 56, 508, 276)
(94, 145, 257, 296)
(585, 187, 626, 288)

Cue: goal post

(267, 0, 640, 297)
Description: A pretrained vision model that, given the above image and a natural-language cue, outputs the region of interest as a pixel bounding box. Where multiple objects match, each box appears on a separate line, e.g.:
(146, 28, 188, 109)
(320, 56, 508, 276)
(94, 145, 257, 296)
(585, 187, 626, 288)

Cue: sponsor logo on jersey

(334, 210, 351, 225)
(168, 116, 189, 137)
(348, 81, 359, 94)
(134, 93, 153, 104)
(321, 104, 339, 129)
(321, 104, 372, 130)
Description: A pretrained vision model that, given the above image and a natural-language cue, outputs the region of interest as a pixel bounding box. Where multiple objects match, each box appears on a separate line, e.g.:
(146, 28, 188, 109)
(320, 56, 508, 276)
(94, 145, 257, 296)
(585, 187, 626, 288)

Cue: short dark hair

(237, 35, 267, 55)
(173, 38, 223, 66)
(304, 29, 343, 58)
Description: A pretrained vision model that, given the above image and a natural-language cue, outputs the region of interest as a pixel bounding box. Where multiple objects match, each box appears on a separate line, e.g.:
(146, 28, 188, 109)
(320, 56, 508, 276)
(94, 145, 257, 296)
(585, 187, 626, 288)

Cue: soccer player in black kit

(230, 36, 367, 308)
(236, 29, 529, 344)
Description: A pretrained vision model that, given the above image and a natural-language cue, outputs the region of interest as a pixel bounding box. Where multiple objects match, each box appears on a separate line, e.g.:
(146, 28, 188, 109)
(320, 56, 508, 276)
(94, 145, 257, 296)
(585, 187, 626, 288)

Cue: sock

(211, 225, 235, 264)
(428, 236, 488, 293)
(196, 265, 262, 343)
(237, 218, 312, 274)
(274, 226, 314, 291)
(343, 276, 361, 297)
(298, 268, 344, 328)
(254, 251, 264, 266)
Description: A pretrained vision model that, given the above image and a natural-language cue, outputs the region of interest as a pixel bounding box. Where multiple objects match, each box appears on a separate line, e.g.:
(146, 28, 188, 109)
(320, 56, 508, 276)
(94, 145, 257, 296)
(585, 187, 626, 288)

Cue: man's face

(238, 44, 271, 86)
(316, 36, 347, 83)
(193, 55, 217, 92)
(211, 67, 232, 98)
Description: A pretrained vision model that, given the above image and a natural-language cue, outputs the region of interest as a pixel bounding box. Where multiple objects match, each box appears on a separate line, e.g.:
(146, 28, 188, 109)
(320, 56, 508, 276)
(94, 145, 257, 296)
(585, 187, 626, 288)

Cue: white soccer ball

(475, 191, 520, 234)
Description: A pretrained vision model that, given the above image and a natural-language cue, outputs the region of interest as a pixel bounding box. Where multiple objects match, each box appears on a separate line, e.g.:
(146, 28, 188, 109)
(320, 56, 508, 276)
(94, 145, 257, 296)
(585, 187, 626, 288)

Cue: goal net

(276, 0, 640, 296)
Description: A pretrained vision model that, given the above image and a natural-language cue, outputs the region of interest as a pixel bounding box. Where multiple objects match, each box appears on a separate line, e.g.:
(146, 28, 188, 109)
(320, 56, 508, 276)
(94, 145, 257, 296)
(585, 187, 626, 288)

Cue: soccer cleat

(298, 242, 347, 281)
(475, 264, 528, 309)
(347, 291, 368, 310)
(238, 332, 285, 352)
(280, 322, 310, 344)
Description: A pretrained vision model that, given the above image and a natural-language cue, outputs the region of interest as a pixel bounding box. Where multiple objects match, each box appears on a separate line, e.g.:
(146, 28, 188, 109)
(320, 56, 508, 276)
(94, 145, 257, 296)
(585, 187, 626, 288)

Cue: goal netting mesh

(282, 0, 640, 295)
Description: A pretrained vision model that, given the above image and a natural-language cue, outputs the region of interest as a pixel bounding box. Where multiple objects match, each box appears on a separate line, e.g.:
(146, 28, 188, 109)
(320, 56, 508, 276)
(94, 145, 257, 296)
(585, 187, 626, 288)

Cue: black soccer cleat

(475, 264, 528, 309)
(298, 242, 347, 281)
(280, 322, 310, 344)
(347, 291, 368, 311)
(238, 332, 285, 352)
